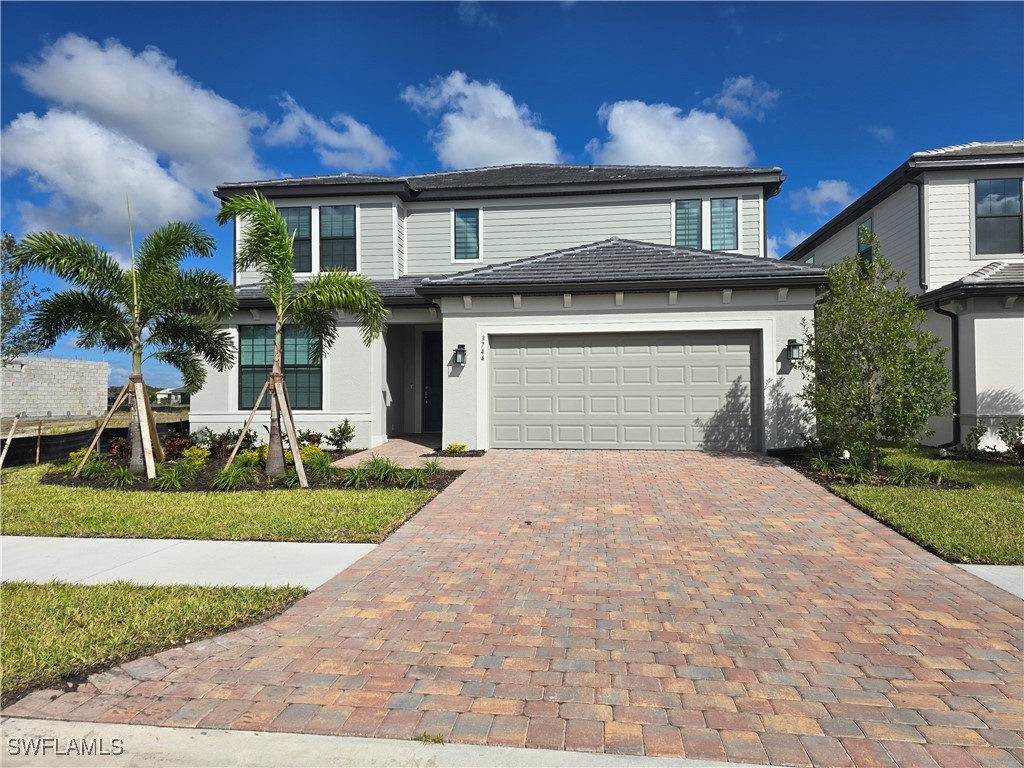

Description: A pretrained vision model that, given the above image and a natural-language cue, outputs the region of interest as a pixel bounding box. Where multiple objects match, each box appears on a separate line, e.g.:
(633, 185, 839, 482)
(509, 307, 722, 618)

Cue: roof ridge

(914, 139, 1024, 157)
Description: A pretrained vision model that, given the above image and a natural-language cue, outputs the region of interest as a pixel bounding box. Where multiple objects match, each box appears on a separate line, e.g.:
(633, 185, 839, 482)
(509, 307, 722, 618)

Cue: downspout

(933, 301, 960, 448)
(906, 175, 927, 290)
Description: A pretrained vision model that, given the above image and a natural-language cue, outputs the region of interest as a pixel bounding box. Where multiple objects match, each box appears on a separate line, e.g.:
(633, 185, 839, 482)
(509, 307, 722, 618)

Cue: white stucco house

(191, 164, 827, 452)
(783, 141, 1024, 450)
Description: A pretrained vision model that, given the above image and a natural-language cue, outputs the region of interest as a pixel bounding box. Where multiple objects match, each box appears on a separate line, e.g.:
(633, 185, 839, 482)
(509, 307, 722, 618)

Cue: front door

(422, 331, 443, 432)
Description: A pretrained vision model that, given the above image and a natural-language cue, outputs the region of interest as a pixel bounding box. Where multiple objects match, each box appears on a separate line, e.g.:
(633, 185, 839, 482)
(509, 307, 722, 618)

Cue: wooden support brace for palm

(74, 382, 130, 477)
(132, 377, 158, 480)
(223, 379, 269, 470)
(0, 415, 20, 470)
(275, 379, 308, 488)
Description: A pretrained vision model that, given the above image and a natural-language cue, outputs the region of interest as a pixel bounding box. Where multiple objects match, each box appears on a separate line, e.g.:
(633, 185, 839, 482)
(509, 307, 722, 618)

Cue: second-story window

(675, 200, 701, 249)
(279, 207, 312, 272)
(454, 209, 480, 260)
(976, 179, 1022, 255)
(320, 205, 356, 271)
(858, 216, 873, 261)
(710, 198, 738, 251)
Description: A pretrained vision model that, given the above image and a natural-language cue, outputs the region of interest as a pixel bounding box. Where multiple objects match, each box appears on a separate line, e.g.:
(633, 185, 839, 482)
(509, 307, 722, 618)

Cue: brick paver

(5, 450, 1022, 767)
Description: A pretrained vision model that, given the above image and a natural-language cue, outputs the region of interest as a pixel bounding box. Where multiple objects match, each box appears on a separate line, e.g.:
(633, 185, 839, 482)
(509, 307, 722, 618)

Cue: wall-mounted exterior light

(786, 339, 803, 361)
(453, 344, 467, 366)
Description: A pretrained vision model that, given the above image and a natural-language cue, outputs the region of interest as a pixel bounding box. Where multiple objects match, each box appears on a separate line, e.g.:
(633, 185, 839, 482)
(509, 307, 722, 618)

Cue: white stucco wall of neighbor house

(437, 288, 816, 452)
(1, 357, 109, 419)
(961, 301, 1024, 451)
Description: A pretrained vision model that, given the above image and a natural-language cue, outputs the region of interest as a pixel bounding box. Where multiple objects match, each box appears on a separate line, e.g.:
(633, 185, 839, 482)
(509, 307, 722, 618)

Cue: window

(675, 200, 701, 249)
(279, 207, 312, 272)
(857, 217, 873, 261)
(453, 209, 480, 260)
(710, 198, 738, 251)
(238, 326, 322, 411)
(976, 179, 1023, 255)
(320, 205, 356, 271)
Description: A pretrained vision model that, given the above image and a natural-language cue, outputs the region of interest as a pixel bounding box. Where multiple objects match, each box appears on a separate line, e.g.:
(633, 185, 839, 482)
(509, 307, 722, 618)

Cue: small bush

(362, 455, 404, 483)
(181, 446, 210, 468)
(923, 460, 946, 485)
(281, 468, 301, 489)
(997, 416, 1024, 453)
(421, 458, 443, 477)
(107, 437, 130, 461)
(808, 451, 835, 475)
(63, 448, 90, 473)
(962, 421, 987, 454)
(445, 443, 467, 455)
(191, 427, 258, 459)
(296, 429, 324, 448)
(211, 463, 259, 491)
(161, 430, 190, 460)
(843, 458, 871, 484)
(154, 464, 192, 491)
(888, 459, 919, 488)
(106, 466, 136, 488)
(304, 449, 337, 481)
(402, 468, 427, 488)
(327, 420, 355, 450)
(233, 452, 262, 470)
(340, 465, 370, 489)
(80, 458, 112, 482)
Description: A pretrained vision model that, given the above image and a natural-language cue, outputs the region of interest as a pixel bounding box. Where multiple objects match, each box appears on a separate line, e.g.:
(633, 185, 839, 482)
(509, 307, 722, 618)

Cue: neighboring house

(155, 386, 190, 406)
(192, 164, 826, 452)
(1, 357, 109, 419)
(783, 141, 1024, 449)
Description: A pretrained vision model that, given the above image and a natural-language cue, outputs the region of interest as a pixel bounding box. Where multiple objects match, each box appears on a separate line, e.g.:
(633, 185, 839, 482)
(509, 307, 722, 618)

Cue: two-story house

(192, 164, 826, 452)
(783, 141, 1024, 449)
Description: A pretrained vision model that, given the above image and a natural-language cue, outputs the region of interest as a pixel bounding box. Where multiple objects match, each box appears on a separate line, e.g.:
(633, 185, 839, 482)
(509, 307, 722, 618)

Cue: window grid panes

(238, 326, 322, 410)
(279, 207, 312, 272)
(454, 209, 480, 260)
(858, 217, 873, 260)
(976, 179, 1023, 255)
(710, 198, 738, 251)
(675, 200, 701, 249)
(320, 205, 356, 271)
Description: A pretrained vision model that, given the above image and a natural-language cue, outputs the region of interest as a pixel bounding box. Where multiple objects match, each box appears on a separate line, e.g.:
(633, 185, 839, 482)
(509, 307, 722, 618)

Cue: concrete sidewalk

(0, 537, 375, 589)
(958, 563, 1024, 599)
(1, 718, 748, 767)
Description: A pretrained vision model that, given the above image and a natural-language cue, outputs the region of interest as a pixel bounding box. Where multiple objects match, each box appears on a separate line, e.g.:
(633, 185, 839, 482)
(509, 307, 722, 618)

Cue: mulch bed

(777, 454, 971, 491)
(941, 449, 1024, 467)
(421, 449, 487, 458)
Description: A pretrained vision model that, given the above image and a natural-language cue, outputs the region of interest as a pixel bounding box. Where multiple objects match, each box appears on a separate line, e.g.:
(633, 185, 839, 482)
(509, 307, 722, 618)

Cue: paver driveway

(6, 451, 1023, 767)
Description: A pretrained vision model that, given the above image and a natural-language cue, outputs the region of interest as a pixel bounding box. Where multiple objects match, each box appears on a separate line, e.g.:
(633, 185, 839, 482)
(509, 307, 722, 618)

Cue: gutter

(933, 301, 961, 448)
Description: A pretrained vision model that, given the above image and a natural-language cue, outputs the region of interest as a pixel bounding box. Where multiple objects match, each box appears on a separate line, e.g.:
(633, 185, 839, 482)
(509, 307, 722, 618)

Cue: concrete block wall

(1, 357, 109, 418)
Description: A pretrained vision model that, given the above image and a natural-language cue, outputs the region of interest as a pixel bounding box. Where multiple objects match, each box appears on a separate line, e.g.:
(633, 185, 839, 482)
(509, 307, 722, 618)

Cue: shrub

(888, 459, 919, 488)
(281, 468, 301, 489)
(843, 458, 871, 484)
(362, 455, 404, 483)
(161, 430, 190, 460)
(107, 466, 137, 488)
(445, 443, 467, 455)
(327, 420, 355, 450)
(421, 458, 443, 477)
(997, 416, 1024, 453)
(80, 458, 112, 482)
(211, 463, 259, 491)
(191, 427, 257, 459)
(340, 465, 370, 489)
(304, 449, 337, 481)
(181, 446, 210, 468)
(962, 421, 987, 454)
(402, 468, 427, 488)
(923, 461, 946, 486)
(296, 429, 323, 448)
(107, 437, 130, 461)
(63, 448, 89, 473)
(154, 463, 194, 491)
(807, 451, 835, 475)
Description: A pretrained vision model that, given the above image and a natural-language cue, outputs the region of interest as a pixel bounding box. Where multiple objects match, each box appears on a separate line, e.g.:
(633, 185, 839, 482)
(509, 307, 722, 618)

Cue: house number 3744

(480, 335, 486, 361)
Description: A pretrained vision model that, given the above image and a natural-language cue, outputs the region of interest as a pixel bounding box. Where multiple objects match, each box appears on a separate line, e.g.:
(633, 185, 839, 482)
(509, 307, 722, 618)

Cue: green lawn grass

(835, 448, 1024, 565)
(1, 582, 305, 704)
(1, 464, 434, 543)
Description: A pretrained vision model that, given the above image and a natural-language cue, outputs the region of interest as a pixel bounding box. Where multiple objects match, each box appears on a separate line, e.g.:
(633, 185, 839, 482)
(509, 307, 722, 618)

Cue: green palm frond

(290, 271, 386, 348)
(169, 269, 237, 318)
(216, 192, 294, 280)
(30, 291, 131, 351)
(149, 313, 234, 372)
(12, 233, 124, 294)
(149, 346, 207, 393)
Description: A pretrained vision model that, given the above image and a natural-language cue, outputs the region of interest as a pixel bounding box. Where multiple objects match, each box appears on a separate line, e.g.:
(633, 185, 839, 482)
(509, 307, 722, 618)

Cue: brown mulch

(777, 454, 971, 491)
(421, 449, 487, 458)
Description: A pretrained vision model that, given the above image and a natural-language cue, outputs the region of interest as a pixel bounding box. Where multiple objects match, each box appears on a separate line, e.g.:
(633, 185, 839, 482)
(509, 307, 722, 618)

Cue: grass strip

(1, 465, 433, 543)
(1, 582, 305, 704)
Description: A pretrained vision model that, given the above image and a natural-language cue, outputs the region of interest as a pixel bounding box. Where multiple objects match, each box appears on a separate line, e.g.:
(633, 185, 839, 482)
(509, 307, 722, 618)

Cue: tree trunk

(128, 393, 145, 475)
(264, 321, 287, 479)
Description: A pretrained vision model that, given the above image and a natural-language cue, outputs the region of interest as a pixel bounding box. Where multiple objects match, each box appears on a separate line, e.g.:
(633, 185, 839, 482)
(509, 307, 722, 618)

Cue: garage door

(489, 331, 757, 450)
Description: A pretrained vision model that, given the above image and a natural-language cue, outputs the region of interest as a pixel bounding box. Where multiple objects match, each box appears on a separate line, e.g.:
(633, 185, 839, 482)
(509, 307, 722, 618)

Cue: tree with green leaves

(11, 224, 237, 474)
(216, 192, 386, 481)
(794, 232, 955, 471)
(1, 232, 50, 364)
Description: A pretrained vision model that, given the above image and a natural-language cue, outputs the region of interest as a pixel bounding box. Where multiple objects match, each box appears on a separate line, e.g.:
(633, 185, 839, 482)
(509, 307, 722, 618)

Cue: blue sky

(2, 1, 1022, 387)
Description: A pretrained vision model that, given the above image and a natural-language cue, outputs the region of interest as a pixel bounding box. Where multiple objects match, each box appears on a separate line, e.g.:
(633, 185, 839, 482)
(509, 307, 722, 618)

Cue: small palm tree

(12, 224, 236, 474)
(216, 192, 386, 480)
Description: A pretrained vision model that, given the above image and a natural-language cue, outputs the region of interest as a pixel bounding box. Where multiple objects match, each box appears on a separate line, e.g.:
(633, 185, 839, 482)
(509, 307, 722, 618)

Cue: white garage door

(489, 331, 757, 450)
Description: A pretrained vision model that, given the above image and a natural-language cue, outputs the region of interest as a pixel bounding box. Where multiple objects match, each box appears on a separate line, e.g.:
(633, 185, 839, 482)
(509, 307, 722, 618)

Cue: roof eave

(920, 282, 1024, 305)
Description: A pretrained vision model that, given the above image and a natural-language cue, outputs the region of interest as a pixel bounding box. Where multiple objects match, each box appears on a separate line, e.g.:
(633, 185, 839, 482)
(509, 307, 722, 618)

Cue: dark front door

(422, 331, 443, 432)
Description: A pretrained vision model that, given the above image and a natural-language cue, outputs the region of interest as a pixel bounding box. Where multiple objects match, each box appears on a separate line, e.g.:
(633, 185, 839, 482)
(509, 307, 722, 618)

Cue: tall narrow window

(238, 326, 322, 410)
(278, 207, 312, 272)
(320, 205, 356, 271)
(858, 216, 874, 261)
(454, 209, 480, 260)
(675, 200, 701, 249)
(710, 198, 738, 251)
(976, 179, 1023, 255)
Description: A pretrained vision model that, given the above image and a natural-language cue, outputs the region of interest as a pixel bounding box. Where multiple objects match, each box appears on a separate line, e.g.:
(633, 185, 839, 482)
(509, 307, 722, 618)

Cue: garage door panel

(490, 331, 756, 450)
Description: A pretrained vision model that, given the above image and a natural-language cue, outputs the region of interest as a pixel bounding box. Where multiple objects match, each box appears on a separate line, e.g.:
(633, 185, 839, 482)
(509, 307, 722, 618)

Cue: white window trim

(970, 178, 1024, 260)
(451, 207, 484, 264)
(315, 204, 361, 275)
(857, 215, 873, 258)
(709, 197, 739, 252)
(671, 198, 703, 250)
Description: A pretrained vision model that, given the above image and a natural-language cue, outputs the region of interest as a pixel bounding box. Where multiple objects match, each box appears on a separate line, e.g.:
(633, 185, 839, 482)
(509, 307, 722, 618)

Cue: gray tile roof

(234, 276, 435, 307)
(920, 261, 1024, 303)
(913, 140, 1024, 159)
(419, 238, 826, 294)
(217, 163, 782, 197)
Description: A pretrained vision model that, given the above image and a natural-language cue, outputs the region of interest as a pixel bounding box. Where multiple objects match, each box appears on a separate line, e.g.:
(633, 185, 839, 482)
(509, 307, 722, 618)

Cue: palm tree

(216, 192, 386, 480)
(12, 224, 236, 474)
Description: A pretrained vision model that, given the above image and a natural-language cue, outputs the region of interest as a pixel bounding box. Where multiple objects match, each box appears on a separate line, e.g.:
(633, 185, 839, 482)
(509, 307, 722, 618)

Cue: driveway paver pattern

(5, 451, 1022, 767)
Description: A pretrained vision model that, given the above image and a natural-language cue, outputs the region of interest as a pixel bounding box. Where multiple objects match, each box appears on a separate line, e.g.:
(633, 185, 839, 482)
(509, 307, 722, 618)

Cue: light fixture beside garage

(453, 344, 467, 366)
(786, 339, 804, 361)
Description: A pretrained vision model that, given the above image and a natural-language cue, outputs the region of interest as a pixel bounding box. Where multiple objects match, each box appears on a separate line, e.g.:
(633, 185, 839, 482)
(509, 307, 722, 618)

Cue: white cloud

(790, 180, 858, 215)
(867, 125, 895, 143)
(264, 95, 397, 172)
(586, 101, 755, 166)
(402, 71, 561, 168)
(3, 110, 204, 243)
(767, 227, 811, 259)
(13, 34, 268, 191)
(705, 76, 780, 121)
(457, 1, 498, 28)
